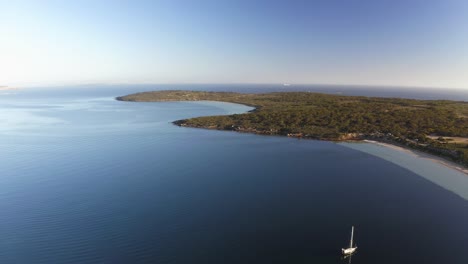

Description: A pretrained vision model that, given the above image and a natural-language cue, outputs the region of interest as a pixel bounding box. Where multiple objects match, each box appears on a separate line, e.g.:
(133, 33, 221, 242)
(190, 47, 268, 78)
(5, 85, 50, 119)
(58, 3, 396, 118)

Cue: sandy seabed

(364, 140, 468, 176)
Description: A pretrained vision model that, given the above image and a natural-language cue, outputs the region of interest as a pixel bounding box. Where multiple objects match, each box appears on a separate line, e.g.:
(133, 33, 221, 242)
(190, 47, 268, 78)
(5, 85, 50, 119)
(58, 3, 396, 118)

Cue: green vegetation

(117, 90, 468, 167)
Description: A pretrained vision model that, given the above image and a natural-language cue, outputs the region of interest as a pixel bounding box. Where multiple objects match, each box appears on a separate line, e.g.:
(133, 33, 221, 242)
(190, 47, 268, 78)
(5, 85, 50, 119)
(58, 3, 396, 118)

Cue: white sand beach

(341, 140, 468, 200)
(363, 140, 468, 176)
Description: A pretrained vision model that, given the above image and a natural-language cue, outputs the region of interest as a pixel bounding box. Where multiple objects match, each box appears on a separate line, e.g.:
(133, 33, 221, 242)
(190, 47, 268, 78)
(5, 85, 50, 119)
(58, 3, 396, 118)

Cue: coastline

(116, 90, 468, 172)
(362, 140, 468, 176)
(341, 139, 468, 201)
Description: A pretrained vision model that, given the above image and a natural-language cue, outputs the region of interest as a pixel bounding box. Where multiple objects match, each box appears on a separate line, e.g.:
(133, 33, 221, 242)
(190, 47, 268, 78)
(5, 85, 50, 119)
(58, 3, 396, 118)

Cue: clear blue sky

(1, 0, 467, 89)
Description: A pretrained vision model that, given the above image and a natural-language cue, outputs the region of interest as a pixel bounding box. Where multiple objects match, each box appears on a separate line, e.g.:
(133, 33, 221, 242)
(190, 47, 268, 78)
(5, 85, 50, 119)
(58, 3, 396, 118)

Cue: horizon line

(9, 82, 468, 91)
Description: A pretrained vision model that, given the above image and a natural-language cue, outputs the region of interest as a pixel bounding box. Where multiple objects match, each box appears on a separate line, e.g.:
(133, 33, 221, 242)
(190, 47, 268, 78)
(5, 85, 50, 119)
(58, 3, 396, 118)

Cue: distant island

(117, 90, 468, 168)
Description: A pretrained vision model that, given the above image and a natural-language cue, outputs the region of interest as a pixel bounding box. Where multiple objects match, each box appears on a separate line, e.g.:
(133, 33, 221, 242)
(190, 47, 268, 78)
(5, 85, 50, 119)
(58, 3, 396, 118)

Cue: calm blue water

(0, 86, 468, 263)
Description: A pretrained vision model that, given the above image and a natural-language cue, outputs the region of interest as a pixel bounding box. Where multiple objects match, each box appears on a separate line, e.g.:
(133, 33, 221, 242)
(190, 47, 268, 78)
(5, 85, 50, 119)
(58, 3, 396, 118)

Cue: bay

(0, 86, 467, 263)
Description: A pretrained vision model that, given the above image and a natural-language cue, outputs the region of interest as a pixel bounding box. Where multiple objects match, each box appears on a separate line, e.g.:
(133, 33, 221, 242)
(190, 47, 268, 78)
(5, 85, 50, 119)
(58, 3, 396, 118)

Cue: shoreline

(116, 91, 468, 172)
(362, 140, 468, 176)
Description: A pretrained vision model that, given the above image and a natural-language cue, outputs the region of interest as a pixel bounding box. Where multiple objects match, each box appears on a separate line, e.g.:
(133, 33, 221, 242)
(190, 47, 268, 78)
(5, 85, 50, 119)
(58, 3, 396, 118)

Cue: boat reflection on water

(342, 253, 354, 264)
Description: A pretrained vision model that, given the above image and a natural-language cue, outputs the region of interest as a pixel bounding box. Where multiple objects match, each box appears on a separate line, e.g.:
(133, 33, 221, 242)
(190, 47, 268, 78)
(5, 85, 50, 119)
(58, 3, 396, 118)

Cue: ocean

(0, 84, 467, 263)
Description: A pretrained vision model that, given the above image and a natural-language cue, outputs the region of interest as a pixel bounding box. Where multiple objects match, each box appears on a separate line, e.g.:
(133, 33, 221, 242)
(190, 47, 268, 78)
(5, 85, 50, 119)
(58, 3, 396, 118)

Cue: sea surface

(0, 85, 467, 264)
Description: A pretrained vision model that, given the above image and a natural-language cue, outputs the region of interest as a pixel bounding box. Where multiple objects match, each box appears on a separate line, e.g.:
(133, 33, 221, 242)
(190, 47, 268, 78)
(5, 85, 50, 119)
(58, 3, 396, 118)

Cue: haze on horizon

(1, 0, 468, 90)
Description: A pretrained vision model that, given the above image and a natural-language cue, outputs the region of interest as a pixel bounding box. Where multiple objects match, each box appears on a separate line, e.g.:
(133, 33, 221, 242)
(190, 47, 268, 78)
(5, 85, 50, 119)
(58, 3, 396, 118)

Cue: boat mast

(349, 226, 354, 248)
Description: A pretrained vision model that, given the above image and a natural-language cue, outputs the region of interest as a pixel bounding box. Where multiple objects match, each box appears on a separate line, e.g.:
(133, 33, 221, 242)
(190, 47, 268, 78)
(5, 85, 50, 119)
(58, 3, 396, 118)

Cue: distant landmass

(117, 90, 468, 167)
(0, 86, 18, 90)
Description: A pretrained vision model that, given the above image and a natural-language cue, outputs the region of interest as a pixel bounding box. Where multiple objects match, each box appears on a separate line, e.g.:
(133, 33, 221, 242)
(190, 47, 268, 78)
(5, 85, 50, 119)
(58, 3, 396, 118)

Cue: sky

(1, 0, 468, 89)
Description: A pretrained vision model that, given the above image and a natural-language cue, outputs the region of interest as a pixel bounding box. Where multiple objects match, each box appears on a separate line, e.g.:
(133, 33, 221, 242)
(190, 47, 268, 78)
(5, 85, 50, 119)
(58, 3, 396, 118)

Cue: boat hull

(342, 247, 357, 255)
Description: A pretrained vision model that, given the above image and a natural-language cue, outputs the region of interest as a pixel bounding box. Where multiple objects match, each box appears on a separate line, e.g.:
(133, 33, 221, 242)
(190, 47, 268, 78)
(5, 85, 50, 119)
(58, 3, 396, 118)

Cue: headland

(117, 90, 468, 170)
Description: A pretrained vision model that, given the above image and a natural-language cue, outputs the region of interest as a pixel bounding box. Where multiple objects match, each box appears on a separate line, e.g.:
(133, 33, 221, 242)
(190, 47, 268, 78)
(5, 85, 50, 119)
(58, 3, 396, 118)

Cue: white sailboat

(342, 226, 357, 255)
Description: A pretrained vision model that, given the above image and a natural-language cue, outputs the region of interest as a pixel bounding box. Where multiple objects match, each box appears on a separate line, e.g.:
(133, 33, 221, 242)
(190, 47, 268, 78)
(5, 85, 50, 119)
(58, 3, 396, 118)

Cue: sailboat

(342, 226, 357, 255)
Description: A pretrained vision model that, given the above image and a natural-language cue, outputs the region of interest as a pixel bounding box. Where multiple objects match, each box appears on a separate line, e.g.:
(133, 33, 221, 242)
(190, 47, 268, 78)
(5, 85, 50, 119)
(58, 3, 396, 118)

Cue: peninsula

(117, 90, 468, 168)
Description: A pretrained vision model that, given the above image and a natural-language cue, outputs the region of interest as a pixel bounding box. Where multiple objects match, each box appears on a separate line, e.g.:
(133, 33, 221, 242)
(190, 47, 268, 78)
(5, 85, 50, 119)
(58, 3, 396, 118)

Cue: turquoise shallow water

(0, 86, 467, 264)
